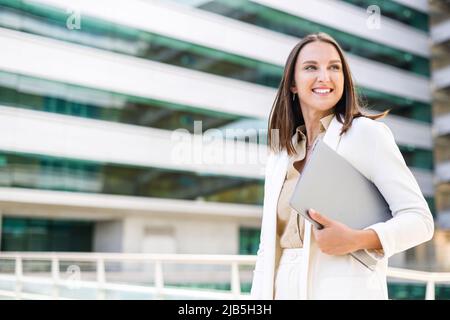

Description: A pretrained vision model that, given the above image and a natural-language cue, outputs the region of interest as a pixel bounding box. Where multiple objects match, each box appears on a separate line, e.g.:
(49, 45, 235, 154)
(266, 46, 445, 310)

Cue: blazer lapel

(261, 149, 289, 298)
(322, 115, 343, 152)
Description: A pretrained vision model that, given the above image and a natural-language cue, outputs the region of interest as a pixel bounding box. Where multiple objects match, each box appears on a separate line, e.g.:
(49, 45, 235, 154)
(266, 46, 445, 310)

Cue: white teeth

(313, 88, 331, 94)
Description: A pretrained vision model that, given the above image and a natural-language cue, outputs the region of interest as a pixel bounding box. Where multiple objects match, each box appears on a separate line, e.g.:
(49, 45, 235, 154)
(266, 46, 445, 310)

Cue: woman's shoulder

(349, 116, 392, 138)
(341, 116, 395, 152)
(351, 115, 385, 129)
(340, 116, 397, 179)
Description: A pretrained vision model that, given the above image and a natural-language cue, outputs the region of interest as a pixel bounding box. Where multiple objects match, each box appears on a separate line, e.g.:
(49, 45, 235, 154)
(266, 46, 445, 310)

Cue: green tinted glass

(359, 87, 432, 123)
(179, 0, 430, 76)
(342, 0, 429, 32)
(0, 71, 242, 132)
(0, 70, 432, 132)
(239, 227, 261, 255)
(425, 197, 436, 217)
(0, 151, 264, 205)
(1, 216, 93, 251)
(0, 1, 282, 87)
(399, 145, 434, 170)
(0, 0, 429, 82)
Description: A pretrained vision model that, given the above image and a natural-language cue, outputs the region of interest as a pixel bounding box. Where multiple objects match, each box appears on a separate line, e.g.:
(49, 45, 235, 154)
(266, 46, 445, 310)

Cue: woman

(250, 32, 434, 300)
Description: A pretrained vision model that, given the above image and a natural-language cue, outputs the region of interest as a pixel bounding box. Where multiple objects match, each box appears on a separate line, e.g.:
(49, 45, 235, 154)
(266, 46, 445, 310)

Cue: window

(1, 216, 93, 252)
(239, 227, 261, 255)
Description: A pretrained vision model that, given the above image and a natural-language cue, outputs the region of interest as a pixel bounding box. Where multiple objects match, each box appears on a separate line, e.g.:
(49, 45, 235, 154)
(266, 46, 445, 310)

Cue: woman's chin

(303, 100, 337, 111)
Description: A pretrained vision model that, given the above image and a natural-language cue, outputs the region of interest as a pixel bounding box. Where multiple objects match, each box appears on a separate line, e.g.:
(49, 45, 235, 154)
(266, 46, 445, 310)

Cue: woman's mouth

(312, 88, 334, 96)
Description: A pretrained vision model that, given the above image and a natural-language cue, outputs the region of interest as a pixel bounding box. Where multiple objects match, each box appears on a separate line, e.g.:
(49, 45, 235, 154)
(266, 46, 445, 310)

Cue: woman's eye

(304, 65, 316, 70)
(330, 65, 341, 70)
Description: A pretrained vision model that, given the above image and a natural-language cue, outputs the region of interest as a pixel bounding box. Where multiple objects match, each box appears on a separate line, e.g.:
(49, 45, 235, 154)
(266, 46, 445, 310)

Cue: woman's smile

(311, 87, 334, 97)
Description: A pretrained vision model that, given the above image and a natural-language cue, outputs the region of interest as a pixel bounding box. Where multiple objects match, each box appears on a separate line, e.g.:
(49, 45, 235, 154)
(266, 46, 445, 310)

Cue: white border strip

(0, 187, 262, 218)
(0, 27, 431, 115)
(250, 0, 429, 57)
(0, 107, 434, 196)
(26, 0, 429, 58)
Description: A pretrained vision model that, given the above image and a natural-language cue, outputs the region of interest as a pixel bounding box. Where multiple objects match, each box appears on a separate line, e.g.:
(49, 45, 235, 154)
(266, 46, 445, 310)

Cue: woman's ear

(290, 84, 297, 94)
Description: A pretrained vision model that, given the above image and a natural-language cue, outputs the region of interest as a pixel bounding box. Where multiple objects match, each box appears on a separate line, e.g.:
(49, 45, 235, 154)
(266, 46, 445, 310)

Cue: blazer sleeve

(250, 151, 274, 299)
(363, 122, 434, 260)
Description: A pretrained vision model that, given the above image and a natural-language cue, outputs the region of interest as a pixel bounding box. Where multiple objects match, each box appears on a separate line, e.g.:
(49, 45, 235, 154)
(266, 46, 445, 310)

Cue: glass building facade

(429, 0, 450, 278)
(0, 1, 447, 298)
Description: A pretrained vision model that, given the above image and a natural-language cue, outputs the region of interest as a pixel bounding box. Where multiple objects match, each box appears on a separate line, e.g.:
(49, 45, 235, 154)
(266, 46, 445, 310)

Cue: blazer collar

(322, 114, 343, 152)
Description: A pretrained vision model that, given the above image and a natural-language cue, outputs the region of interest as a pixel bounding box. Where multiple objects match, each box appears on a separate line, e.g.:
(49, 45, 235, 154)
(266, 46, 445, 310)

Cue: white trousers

(274, 221, 312, 300)
(274, 248, 307, 300)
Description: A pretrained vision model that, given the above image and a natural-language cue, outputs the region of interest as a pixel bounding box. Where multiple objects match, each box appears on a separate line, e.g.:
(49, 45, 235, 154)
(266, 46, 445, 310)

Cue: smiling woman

(250, 32, 434, 300)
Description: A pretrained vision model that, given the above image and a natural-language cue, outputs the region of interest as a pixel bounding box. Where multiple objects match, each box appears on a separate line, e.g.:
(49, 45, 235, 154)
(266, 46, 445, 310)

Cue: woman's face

(291, 41, 344, 114)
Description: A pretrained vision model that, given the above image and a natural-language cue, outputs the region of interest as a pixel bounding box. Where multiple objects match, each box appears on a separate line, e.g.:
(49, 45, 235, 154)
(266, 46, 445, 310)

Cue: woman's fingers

(308, 208, 333, 227)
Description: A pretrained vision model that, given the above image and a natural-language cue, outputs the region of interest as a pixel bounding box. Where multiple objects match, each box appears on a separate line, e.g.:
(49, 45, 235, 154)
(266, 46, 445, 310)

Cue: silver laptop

(289, 138, 392, 270)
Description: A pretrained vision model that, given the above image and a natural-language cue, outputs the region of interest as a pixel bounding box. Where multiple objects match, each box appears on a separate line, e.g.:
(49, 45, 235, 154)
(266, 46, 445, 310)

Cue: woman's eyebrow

(302, 60, 318, 64)
(301, 60, 342, 64)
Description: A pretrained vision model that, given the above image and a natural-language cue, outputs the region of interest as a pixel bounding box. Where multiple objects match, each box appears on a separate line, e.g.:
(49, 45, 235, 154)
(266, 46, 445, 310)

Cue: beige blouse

(276, 113, 335, 248)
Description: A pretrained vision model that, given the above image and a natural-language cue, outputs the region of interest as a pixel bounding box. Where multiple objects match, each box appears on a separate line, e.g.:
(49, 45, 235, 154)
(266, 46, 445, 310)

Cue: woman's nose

(317, 69, 331, 82)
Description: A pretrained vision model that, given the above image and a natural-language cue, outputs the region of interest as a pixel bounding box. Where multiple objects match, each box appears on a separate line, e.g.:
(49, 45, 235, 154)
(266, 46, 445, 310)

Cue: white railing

(0, 252, 449, 300)
(0, 252, 256, 300)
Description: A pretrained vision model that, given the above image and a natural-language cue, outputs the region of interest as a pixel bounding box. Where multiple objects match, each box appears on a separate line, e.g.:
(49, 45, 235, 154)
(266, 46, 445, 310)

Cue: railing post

(51, 256, 60, 299)
(15, 256, 23, 300)
(154, 260, 164, 300)
(230, 262, 241, 299)
(425, 280, 436, 300)
(96, 258, 106, 300)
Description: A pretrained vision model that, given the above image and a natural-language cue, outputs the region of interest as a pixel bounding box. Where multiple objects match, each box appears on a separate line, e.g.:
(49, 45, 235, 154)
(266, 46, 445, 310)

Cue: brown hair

(268, 32, 390, 155)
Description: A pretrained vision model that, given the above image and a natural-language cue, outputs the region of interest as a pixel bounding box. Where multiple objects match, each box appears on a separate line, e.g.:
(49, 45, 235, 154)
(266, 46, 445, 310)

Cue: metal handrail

(0, 252, 448, 300)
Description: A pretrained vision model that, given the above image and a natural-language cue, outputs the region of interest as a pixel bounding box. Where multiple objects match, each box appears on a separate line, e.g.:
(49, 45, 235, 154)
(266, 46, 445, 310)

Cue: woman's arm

(310, 122, 434, 258)
(312, 121, 434, 260)
(364, 122, 434, 260)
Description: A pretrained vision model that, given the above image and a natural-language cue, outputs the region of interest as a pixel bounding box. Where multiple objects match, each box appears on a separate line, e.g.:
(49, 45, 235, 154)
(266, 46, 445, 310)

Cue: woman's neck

(301, 108, 333, 147)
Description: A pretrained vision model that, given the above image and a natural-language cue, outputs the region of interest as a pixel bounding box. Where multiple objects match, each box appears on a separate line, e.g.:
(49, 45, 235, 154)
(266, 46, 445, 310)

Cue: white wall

(93, 220, 123, 252)
(120, 215, 256, 255)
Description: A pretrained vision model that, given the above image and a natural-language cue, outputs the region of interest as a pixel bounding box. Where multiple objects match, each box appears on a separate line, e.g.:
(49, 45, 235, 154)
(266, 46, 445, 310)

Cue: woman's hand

(308, 208, 361, 255)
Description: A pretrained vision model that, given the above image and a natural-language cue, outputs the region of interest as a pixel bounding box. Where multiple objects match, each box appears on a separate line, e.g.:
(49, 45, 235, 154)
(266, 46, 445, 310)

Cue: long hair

(268, 32, 390, 155)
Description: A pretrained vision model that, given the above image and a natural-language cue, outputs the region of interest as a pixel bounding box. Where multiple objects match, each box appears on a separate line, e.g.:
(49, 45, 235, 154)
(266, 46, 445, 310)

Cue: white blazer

(250, 115, 434, 300)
